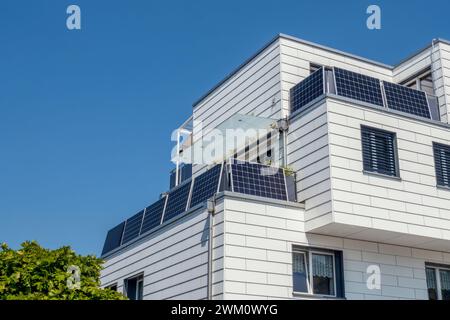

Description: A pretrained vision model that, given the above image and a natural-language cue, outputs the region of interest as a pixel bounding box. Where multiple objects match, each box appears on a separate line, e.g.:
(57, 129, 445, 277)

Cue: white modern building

(100, 34, 450, 300)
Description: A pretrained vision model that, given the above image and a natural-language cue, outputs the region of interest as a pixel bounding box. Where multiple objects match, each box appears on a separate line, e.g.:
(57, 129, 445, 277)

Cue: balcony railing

(290, 67, 441, 122)
(102, 160, 297, 256)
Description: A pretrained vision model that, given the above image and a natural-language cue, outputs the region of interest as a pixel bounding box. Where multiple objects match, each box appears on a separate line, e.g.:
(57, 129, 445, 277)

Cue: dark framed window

(426, 264, 450, 300)
(292, 247, 345, 298)
(361, 125, 399, 177)
(124, 274, 144, 300)
(105, 283, 118, 291)
(433, 142, 450, 188)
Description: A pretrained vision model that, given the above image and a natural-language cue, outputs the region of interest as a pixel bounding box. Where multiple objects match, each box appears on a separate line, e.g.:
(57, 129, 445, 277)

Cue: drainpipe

(206, 197, 216, 300)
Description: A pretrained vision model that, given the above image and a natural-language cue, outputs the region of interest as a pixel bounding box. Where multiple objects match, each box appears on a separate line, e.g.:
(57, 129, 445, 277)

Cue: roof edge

(192, 34, 450, 109)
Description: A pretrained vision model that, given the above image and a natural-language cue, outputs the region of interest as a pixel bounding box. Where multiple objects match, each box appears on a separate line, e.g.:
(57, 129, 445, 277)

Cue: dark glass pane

(440, 270, 450, 300)
(426, 267, 438, 300)
(292, 252, 308, 293)
(312, 254, 334, 296)
(137, 280, 144, 300)
(313, 276, 334, 296)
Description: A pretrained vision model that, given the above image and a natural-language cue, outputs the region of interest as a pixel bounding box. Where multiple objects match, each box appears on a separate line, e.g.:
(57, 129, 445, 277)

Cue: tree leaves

(0, 241, 126, 300)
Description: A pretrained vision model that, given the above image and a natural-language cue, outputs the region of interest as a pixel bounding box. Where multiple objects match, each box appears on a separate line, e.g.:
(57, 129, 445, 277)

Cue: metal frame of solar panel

(382, 81, 431, 119)
(140, 196, 167, 235)
(189, 163, 223, 209)
(229, 159, 288, 201)
(101, 221, 125, 255)
(334, 67, 384, 107)
(162, 180, 192, 223)
(121, 209, 145, 244)
(290, 67, 325, 114)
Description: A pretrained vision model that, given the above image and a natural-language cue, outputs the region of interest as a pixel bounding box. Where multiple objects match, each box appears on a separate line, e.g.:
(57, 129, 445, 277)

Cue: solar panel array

(290, 67, 324, 113)
(162, 181, 192, 223)
(189, 163, 222, 208)
(140, 197, 166, 235)
(121, 209, 145, 244)
(230, 160, 288, 201)
(334, 67, 384, 107)
(102, 161, 295, 255)
(383, 81, 431, 119)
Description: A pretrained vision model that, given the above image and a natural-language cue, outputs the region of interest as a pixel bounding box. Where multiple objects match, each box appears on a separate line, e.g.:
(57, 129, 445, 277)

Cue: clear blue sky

(1, 0, 449, 256)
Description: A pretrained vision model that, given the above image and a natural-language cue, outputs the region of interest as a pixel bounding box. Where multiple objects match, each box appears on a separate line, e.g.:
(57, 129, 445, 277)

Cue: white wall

(221, 195, 450, 300)
(100, 205, 225, 300)
(191, 39, 283, 176)
(279, 36, 393, 118)
(286, 101, 333, 230)
(323, 98, 450, 249)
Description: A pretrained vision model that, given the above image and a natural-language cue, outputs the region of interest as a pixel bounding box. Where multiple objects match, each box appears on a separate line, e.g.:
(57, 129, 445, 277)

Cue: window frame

(292, 248, 338, 298)
(105, 283, 118, 291)
(124, 273, 144, 300)
(426, 263, 450, 300)
(361, 125, 400, 179)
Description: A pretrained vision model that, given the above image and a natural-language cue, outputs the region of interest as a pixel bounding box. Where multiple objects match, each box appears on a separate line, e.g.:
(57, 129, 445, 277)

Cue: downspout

(206, 197, 216, 300)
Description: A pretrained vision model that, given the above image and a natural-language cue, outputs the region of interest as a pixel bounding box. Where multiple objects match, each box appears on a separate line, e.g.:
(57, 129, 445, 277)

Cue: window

(292, 247, 345, 298)
(361, 126, 399, 177)
(426, 264, 450, 300)
(433, 142, 450, 188)
(125, 274, 144, 300)
(401, 68, 435, 96)
(105, 283, 118, 291)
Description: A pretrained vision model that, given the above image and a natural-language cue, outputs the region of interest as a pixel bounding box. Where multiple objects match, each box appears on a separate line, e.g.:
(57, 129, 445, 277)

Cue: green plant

(0, 241, 126, 300)
(281, 165, 295, 176)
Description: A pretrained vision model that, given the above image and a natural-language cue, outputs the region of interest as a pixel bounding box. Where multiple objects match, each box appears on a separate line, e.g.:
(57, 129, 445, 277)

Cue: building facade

(100, 34, 450, 300)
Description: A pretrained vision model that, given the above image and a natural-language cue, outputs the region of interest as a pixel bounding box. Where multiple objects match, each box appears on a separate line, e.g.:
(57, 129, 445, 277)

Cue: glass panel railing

(427, 94, 441, 121)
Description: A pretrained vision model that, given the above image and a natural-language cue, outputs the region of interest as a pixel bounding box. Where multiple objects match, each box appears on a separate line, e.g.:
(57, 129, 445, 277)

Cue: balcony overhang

(307, 221, 450, 253)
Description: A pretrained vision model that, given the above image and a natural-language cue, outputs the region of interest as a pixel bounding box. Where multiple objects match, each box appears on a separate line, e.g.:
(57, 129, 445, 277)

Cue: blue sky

(1, 0, 449, 256)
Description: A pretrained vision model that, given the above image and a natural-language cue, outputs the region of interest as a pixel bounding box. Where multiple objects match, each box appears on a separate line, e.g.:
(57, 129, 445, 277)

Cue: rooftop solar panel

(383, 81, 431, 119)
(334, 67, 384, 107)
(101, 221, 125, 255)
(140, 196, 167, 235)
(230, 159, 287, 201)
(162, 181, 191, 222)
(290, 67, 324, 113)
(121, 209, 145, 244)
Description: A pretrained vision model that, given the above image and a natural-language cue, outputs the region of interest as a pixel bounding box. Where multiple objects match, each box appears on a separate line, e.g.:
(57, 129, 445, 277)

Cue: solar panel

(162, 181, 191, 222)
(189, 164, 222, 208)
(101, 221, 125, 255)
(334, 67, 384, 106)
(290, 67, 324, 113)
(230, 159, 287, 201)
(383, 81, 431, 119)
(121, 209, 145, 244)
(140, 196, 167, 235)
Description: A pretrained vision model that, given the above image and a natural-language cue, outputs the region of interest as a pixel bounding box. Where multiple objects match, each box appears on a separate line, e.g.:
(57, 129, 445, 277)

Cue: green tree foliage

(0, 241, 126, 300)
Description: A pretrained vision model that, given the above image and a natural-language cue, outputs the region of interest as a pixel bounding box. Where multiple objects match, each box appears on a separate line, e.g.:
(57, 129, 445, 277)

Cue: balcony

(288, 67, 450, 252)
(290, 66, 441, 122)
(101, 159, 297, 257)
